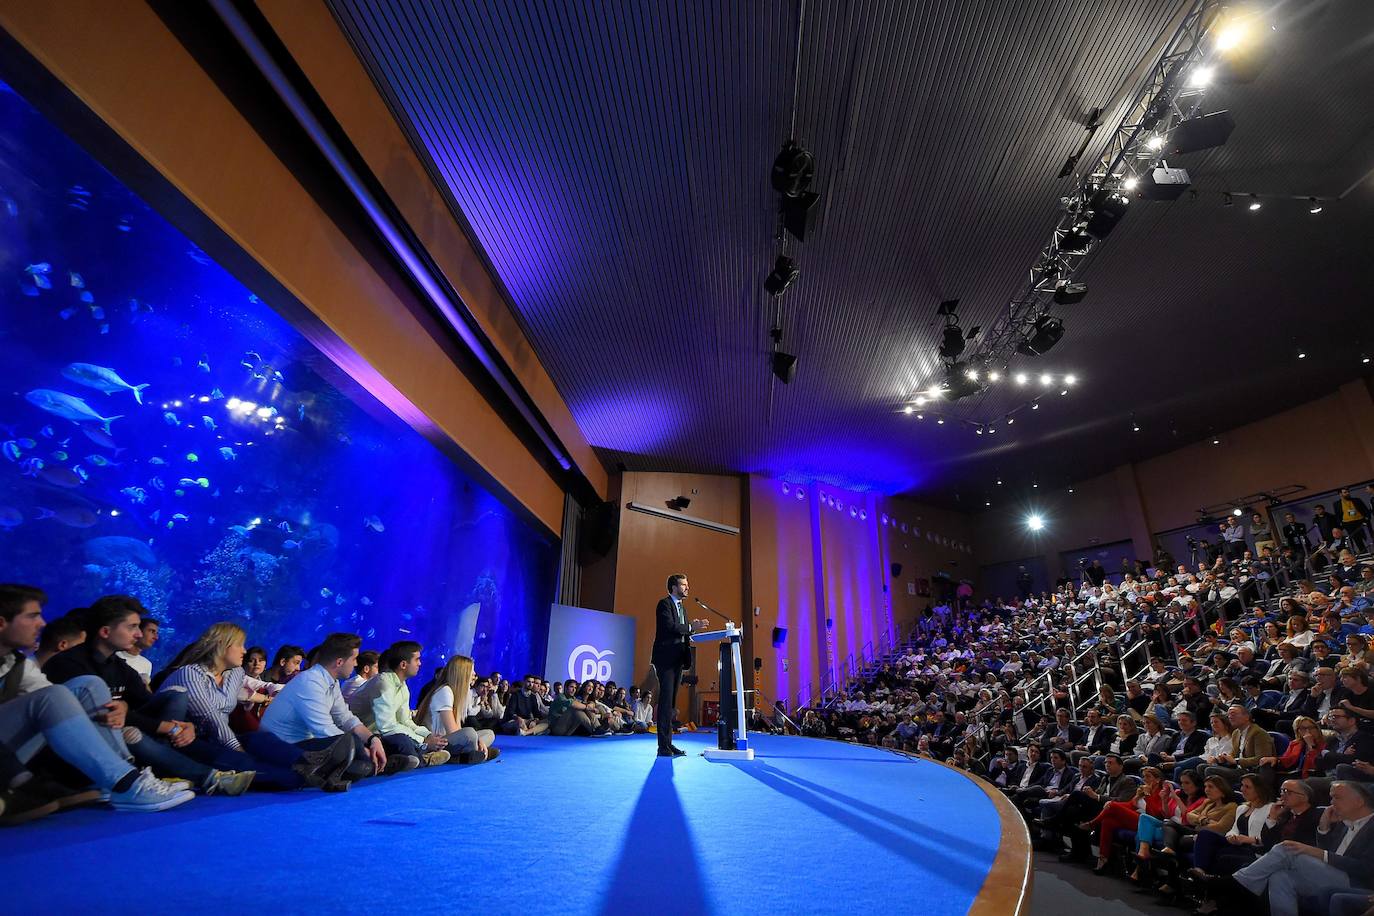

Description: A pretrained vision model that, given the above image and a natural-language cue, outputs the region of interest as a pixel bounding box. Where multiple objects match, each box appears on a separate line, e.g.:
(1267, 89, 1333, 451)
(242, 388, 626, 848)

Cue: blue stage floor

(1, 732, 1003, 914)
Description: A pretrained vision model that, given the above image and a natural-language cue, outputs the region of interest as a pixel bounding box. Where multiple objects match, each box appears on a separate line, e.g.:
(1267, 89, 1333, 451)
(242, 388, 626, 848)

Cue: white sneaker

(109, 767, 195, 813)
(160, 777, 193, 793)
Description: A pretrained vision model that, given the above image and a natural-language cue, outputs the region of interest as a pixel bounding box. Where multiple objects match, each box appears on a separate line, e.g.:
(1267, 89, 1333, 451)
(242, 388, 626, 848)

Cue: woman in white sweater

(1187, 772, 1274, 885)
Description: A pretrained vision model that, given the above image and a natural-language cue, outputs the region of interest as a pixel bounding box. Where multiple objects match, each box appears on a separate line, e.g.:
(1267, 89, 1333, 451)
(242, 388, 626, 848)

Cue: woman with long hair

(1130, 769, 1205, 883)
(158, 623, 352, 790)
(414, 656, 499, 764)
(1081, 766, 1166, 872)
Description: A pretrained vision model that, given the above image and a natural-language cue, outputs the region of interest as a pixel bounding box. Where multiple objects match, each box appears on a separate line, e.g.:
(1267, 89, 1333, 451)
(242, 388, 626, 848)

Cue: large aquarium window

(0, 80, 558, 675)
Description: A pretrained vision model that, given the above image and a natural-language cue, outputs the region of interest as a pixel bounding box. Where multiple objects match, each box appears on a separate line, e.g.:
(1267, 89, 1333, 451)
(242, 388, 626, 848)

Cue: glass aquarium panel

(0, 80, 557, 676)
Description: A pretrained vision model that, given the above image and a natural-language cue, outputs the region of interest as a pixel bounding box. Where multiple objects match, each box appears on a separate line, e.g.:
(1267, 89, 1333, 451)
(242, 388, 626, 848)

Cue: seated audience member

(466, 675, 506, 735)
(33, 614, 86, 669)
(254, 632, 388, 782)
(1204, 704, 1274, 787)
(1096, 715, 1139, 766)
(1320, 707, 1374, 786)
(1041, 707, 1084, 755)
(414, 656, 500, 764)
(548, 679, 597, 736)
(1214, 780, 1374, 916)
(340, 650, 379, 703)
(986, 746, 1023, 788)
(243, 646, 268, 680)
(1156, 710, 1207, 777)
(1052, 754, 1139, 862)
(1035, 756, 1103, 835)
(0, 584, 193, 814)
(1129, 713, 1171, 771)
(262, 645, 305, 685)
(1153, 775, 1239, 898)
(634, 689, 655, 729)
(1073, 707, 1114, 760)
(1081, 766, 1166, 873)
(1338, 666, 1374, 727)
(44, 596, 254, 796)
(349, 641, 450, 768)
(1260, 715, 1326, 780)
(1003, 743, 1049, 802)
(1015, 748, 1075, 816)
(501, 673, 550, 736)
(158, 622, 353, 790)
(1188, 773, 1275, 880)
(116, 615, 159, 686)
(1130, 769, 1206, 882)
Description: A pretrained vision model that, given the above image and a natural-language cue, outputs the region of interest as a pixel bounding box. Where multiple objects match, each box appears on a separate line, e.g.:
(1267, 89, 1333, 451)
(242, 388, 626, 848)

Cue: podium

(690, 621, 754, 761)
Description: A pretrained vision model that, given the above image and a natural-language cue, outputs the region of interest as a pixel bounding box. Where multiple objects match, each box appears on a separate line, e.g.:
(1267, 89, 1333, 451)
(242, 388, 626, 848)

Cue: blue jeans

(78, 680, 214, 784)
(0, 679, 136, 790)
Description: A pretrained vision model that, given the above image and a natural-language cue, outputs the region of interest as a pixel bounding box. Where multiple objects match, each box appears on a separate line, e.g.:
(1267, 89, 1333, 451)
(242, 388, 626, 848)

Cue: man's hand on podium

(691, 618, 710, 633)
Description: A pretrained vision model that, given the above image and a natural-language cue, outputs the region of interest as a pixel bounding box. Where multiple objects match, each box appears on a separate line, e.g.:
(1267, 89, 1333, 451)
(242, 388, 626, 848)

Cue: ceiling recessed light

(1031, 403, 1039, 410)
(936, 418, 945, 425)
(1068, 488, 1075, 493)
(903, 405, 913, 415)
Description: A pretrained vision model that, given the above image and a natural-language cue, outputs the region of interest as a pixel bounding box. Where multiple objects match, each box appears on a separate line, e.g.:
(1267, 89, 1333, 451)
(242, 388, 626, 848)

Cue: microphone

(692, 596, 733, 625)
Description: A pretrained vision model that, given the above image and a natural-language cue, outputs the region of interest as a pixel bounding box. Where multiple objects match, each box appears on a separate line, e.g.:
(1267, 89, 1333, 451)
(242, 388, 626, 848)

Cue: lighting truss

(962, 0, 1227, 376)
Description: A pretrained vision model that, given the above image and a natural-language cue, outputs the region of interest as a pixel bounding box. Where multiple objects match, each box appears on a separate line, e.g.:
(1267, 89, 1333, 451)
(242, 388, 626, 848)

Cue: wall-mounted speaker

(771, 626, 787, 647)
(581, 500, 618, 559)
(891, 562, 903, 578)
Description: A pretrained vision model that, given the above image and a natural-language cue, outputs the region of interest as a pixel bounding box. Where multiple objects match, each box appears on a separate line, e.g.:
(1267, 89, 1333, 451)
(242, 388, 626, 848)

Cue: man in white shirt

(1225, 781, 1374, 916)
(115, 616, 158, 685)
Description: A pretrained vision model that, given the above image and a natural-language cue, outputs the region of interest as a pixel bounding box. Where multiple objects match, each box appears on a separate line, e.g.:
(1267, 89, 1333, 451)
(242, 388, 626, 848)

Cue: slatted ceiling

(325, 0, 1374, 505)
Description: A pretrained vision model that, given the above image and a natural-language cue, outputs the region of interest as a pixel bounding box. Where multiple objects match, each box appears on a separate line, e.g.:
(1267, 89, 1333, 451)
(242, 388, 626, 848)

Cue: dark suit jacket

(1318, 816, 1374, 885)
(1080, 724, 1115, 755)
(651, 596, 693, 669)
(1009, 760, 1050, 789)
(1042, 765, 1076, 794)
(1166, 729, 1208, 758)
(1323, 730, 1374, 770)
(1042, 723, 1085, 750)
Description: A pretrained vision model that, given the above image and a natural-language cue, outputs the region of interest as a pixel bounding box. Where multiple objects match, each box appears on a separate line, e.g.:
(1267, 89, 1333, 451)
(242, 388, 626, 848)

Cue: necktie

(674, 599, 683, 625)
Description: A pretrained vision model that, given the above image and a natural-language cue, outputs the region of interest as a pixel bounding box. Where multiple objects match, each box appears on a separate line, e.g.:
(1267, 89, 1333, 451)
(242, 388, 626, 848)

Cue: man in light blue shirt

(255, 633, 385, 780)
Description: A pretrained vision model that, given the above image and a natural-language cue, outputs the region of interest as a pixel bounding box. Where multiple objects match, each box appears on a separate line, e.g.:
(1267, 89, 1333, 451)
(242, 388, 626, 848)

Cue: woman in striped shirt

(158, 623, 344, 789)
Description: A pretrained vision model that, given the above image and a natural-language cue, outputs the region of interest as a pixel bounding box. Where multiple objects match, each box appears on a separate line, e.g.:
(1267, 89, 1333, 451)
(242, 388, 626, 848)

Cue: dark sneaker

(23, 777, 102, 810)
(382, 754, 420, 775)
(293, 734, 355, 789)
(0, 787, 60, 826)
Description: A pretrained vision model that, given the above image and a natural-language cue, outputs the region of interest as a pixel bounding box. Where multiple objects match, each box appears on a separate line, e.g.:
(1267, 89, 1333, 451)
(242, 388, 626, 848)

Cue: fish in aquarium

(80, 426, 120, 450)
(162, 412, 179, 426)
(197, 356, 210, 373)
(34, 466, 81, 488)
(51, 451, 68, 461)
(85, 454, 120, 467)
(36, 506, 98, 528)
(277, 521, 292, 533)
(72, 466, 88, 483)
(1, 441, 19, 461)
(178, 477, 210, 489)
(24, 389, 122, 432)
(282, 540, 300, 550)
(171, 513, 189, 522)
(58, 307, 76, 320)
(39, 426, 54, 437)
(319, 587, 332, 598)
(201, 416, 217, 431)
(19, 457, 44, 476)
(68, 271, 84, 288)
(16, 438, 36, 448)
(61, 362, 149, 404)
(210, 387, 225, 399)
(218, 447, 236, 461)
(24, 262, 52, 288)
(120, 486, 147, 504)
(148, 477, 164, 491)
(0, 506, 23, 528)
(186, 453, 198, 463)
(363, 515, 385, 533)
(359, 597, 372, 606)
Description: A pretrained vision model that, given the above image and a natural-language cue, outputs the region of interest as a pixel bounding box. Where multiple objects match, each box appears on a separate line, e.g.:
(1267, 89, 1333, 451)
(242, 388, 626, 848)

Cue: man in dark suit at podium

(653, 574, 698, 758)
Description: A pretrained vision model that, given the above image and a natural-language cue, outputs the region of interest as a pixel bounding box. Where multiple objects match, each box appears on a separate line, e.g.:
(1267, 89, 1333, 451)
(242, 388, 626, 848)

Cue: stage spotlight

(770, 141, 815, 197)
(1211, 437, 1221, 446)
(1014, 373, 1028, 385)
(1232, 507, 1244, 517)
(941, 363, 984, 401)
(1053, 281, 1088, 305)
(914, 396, 927, 407)
(1086, 189, 1130, 238)
(1146, 135, 1165, 151)
(1132, 422, 1141, 432)
(1016, 316, 1065, 356)
(1027, 514, 1044, 531)
(975, 426, 984, 436)
(988, 370, 1000, 382)
(1298, 350, 1307, 359)
(1248, 195, 1262, 211)
(1223, 192, 1234, 207)
(781, 191, 820, 242)
(1060, 229, 1092, 253)
(1363, 355, 1371, 365)
(936, 418, 945, 425)
(903, 405, 913, 415)
(1188, 66, 1215, 88)
(1168, 111, 1235, 155)
(772, 351, 799, 384)
(1141, 166, 1191, 200)
(940, 325, 966, 360)
(966, 369, 979, 382)
(1031, 402, 1039, 410)
(1309, 198, 1323, 214)
(764, 256, 799, 296)
(1006, 417, 1014, 425)
(1064, 374, 1077, 385)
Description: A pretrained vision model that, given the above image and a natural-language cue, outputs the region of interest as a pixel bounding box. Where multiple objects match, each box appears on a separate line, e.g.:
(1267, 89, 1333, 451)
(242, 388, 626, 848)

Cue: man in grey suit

(1226, 781, 1374, 916)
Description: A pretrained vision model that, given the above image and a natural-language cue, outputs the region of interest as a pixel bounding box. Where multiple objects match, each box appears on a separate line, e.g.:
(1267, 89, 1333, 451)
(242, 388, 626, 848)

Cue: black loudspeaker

(891, 562, 903, 578)
(771, 626, 787, 647)
(581, 500, 618, 559)
(753, 657, 763, 671)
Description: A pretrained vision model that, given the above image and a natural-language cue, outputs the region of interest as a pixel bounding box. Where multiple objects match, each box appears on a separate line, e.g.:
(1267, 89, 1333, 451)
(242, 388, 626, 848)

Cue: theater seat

(1269, 731, 1290, 756)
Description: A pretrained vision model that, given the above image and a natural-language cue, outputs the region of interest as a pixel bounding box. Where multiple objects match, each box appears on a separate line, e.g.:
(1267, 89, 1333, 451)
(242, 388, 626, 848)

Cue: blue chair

(1269, 731, 1290, 756)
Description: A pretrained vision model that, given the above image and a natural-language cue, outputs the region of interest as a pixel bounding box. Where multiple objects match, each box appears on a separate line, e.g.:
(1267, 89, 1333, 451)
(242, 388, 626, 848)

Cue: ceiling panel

(324, 0, 1374, 508)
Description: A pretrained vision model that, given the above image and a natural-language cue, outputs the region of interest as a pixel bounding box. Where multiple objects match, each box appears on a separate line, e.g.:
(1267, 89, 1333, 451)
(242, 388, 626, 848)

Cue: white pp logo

(568, 644, 615, 681)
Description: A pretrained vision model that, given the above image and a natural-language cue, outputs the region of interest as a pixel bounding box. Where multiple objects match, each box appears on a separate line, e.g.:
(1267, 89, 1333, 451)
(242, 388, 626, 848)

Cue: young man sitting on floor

(43, 596, 255, 796)
(501, 673, 550, 736)
(254, 632, 389, 783)
(348, 640, 449, 768)
(341, 650, 379, 703)
(33, 613, 85, 669)
(0, 584, 194, 816)
(116, 614, 159, 686)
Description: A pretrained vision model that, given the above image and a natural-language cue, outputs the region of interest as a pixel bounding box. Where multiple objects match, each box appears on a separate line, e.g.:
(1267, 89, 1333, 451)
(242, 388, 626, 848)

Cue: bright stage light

(1189, 66, 1215, 88)
(903, 405, 913, 415)
(1027, 514, 1045, 531)
(1232, 507, 1244, 517)
(1015, 373, 1028, 385)
(1064, 374, 1077, 385)
(1039, 373, 1053, 386)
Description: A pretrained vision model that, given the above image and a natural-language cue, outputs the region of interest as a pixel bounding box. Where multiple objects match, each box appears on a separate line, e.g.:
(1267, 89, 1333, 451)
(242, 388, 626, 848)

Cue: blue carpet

(0, 732, 1003, 914)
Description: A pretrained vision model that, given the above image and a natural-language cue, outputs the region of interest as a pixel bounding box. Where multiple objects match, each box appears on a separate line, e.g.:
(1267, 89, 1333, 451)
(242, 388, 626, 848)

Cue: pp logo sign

(568, 644, 615, 681)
